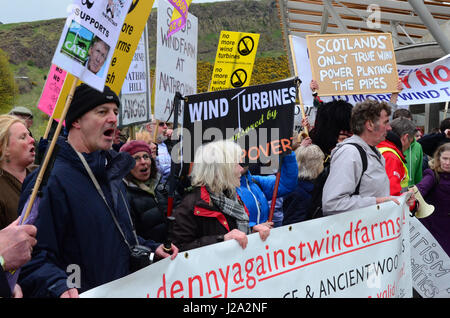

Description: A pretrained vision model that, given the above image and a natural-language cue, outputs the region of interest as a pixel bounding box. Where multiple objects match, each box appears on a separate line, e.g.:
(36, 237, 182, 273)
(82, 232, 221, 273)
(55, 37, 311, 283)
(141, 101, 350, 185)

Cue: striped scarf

(209, 191, 250, 234)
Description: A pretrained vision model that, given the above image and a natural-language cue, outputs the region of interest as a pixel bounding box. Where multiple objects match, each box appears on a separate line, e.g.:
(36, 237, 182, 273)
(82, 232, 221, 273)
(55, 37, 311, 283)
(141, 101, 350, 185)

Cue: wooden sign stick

(21, 77, 79, 224)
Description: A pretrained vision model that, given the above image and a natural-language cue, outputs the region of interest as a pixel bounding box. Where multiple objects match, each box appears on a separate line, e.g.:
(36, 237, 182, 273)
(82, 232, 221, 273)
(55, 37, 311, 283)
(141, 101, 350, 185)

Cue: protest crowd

(0, 76, 449, 298)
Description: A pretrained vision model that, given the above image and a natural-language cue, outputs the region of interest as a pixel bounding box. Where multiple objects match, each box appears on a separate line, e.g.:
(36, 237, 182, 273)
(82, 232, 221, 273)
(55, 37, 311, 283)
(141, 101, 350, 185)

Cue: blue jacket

(236, 152, 298, 227)
(282, 179, 314, 225)
(18, 137, 160, 297)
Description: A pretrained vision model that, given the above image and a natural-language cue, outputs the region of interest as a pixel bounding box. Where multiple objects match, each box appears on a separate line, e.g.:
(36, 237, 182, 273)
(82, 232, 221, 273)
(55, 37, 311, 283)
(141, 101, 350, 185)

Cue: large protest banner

(119, 27, 152, 127)
(154, 0, 198, 122)
(210, 31, 260, 92)
(390, 55, 450, 106)
(52, 0, 133, 92)
(290, 35, 450, 107)
(181, 79, 296, 166)
(306, 33, 398, 97)
(80, 197, 412, 298)
(409, 217, 450, 298)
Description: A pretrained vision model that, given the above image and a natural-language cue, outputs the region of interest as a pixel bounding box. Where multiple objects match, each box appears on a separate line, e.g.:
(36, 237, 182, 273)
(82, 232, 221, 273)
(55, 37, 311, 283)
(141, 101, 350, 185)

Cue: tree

(0, 49, 17, 113)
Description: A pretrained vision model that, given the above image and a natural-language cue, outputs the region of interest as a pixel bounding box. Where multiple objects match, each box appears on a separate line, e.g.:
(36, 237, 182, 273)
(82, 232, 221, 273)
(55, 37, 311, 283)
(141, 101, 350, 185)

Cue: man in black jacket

(17, 84, 178, 298)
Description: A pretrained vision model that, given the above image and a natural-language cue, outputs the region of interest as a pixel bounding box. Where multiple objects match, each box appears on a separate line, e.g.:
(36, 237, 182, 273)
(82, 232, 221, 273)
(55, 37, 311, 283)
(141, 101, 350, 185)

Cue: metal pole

(408, 0, 450, 54)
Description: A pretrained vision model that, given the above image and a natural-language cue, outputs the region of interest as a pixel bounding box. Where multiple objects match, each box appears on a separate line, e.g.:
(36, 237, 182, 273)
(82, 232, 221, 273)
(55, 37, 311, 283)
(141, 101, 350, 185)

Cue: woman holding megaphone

(413, 143, 450, 256)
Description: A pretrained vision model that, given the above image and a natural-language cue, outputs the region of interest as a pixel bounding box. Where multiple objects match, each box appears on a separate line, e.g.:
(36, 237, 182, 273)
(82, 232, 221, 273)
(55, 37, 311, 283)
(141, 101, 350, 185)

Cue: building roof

(277, 0, 450, 51)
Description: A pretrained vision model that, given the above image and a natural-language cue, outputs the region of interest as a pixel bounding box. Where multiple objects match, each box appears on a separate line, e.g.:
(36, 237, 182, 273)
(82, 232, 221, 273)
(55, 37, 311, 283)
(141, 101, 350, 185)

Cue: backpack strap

(345, 143, 368, 195)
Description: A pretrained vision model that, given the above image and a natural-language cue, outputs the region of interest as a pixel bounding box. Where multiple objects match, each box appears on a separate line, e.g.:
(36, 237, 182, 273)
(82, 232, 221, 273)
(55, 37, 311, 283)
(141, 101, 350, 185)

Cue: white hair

(190, 139, 243, 194)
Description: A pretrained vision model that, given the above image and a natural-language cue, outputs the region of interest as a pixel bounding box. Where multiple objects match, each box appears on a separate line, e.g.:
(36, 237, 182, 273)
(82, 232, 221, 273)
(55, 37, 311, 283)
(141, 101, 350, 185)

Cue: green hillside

(0, 0, 290, 138)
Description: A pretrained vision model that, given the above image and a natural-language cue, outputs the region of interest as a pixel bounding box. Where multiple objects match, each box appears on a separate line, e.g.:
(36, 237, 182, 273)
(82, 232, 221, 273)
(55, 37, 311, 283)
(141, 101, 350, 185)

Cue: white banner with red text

(81, 197, 413, 298)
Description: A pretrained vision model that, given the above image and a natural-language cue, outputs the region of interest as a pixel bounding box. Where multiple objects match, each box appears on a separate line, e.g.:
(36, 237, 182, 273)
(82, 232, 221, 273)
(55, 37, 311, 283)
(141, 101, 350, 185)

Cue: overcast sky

(0, 0, 231, 24)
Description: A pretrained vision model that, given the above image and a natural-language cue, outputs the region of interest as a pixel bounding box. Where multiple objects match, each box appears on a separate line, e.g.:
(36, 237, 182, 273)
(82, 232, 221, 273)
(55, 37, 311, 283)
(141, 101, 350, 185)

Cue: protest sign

(167, 0, 193, 38)
(120, 33, 148, 95)
(306, 33, 398, 97)
(119, 27, 152, 127)
(290, 35, 450, 107)
(80, 197, 412, 298)
(51, 0, 155, 126)
(289, 35, 312, 108)
(105, 0, 155, 95)
(154, 0, 198, 122)
(181, 79, 296, 166)
(37, 64, 68, 120)
(210, 31, 260, 92)
(52, 0, 132, 92)
(409, 217, 450, 298)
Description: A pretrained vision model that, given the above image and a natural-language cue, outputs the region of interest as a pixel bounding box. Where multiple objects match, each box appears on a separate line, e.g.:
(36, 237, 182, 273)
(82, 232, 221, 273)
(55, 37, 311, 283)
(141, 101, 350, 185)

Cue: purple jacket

(416, 169, 450, 255)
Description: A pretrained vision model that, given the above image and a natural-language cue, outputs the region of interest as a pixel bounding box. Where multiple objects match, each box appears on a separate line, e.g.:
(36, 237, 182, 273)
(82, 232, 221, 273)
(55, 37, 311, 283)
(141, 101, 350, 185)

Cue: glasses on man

(133, 154, 151, 162)
(158, 122, 167, 127)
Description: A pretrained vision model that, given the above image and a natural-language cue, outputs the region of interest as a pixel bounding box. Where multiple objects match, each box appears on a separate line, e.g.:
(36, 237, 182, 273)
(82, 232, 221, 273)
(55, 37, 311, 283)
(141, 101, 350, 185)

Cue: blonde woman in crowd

(0, 115, 36, 229)
(170, 139, 271, 252)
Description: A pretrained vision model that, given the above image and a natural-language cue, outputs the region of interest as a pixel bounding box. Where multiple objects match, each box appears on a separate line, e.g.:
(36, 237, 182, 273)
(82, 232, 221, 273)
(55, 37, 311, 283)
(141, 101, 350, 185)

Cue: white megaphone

(410, 186, 434, 218)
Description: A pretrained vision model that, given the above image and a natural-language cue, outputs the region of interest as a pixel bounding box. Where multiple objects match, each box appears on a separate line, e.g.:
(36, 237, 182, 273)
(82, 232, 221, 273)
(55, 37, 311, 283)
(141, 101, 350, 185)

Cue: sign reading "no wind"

(210, 30, 260, 91)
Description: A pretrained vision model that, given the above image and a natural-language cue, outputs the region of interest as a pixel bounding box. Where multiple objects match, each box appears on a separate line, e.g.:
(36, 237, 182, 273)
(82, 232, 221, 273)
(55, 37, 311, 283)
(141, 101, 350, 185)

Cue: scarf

(126, 175, 158, 196)
(209, 190, 250, 234)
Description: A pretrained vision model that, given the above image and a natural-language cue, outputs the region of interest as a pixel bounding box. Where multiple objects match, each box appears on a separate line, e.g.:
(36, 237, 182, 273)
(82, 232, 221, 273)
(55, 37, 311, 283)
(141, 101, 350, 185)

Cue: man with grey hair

(322, 100, 396, 216)
(392, 108, 423, 186)
(377, 117, 417, 196)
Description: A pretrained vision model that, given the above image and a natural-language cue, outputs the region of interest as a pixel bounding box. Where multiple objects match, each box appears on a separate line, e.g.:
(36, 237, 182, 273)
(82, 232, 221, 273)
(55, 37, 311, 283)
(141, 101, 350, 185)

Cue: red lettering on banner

(344, 222, 354, 248)
(245, 258, 256, 289)
(232, 263, 244, 285)
(298, 242, 307, 261)
(157, 274, 167, 298)
(274, 249, 286, 270)
(171, 280, 184, 297)
(280, 138, 291, 152)
(255, 256, 267, 276)
(188, 275, 203, 297)
(288, 246, 297, 265)
(379, 219, 396, 238)
(399, 75, 411, 89)
(416, 68, 437, 86)
(241, 138, 292, 161)
(265, 245, 273, 272)
(416, 65, 450, 86)
(218, 266, 230, 298)
(150, 214, 406, 298)
(377, 282, 396, 298)
(271, 140, 281, 155)
(205, 271, 219, 294)
(434, 65, 450, 82)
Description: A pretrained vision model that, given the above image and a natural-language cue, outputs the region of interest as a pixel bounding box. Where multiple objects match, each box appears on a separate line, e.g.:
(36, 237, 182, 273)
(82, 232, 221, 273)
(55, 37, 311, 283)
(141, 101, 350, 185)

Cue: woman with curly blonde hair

(0, 115, 35, 229)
